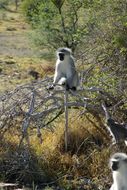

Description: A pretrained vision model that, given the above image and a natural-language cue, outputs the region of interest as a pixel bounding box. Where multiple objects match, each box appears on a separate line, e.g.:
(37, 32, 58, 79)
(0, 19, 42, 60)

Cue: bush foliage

(22, 0, 127, 95)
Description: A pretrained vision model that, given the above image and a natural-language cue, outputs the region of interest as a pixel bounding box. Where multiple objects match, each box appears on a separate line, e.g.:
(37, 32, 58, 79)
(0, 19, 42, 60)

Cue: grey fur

(53, 47, 79, 90)
(102, 102, 127, 145)
(110, 153, 127, 190)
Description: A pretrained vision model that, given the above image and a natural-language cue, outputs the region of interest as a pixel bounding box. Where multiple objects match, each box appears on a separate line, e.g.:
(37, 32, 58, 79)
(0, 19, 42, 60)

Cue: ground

(0, 7, 54, 93)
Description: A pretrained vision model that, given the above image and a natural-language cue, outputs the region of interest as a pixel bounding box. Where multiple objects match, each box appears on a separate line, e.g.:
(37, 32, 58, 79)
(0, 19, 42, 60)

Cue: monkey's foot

(47, 85, 54, 90)
(70, 87, 76, 91)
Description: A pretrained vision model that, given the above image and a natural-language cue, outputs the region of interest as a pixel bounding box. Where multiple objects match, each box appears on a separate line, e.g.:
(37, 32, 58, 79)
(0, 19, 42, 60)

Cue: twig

(64, 88, 69, 151)
(19, 91, 35, 146)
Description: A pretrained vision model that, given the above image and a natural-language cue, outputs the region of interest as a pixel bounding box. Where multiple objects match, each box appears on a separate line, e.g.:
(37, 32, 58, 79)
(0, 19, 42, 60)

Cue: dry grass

(0, 111, 116, 189)
(0, 6, 55, 93)
(0, 56, 54, 92)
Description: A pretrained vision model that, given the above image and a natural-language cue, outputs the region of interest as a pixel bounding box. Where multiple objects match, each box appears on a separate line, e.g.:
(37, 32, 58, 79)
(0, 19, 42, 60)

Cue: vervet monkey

(109, 152, 127, 190)
(102, 102, 127, 145)
(52, 47, 79, 90)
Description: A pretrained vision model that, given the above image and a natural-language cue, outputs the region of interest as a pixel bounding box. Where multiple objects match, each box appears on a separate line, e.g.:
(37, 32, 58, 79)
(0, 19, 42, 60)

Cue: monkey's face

(110, 158, 127, 172)
(57, 48, 71, 61)
(58, 52, 65, 61)
(111, 160, 119, 171)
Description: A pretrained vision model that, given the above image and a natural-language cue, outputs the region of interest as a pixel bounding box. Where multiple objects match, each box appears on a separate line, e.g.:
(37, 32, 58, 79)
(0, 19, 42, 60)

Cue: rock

(0, 67, 2, 73)
(5, 60, 16, 64)
(6, 27, 17, 31)
(28, 70, 39, 80)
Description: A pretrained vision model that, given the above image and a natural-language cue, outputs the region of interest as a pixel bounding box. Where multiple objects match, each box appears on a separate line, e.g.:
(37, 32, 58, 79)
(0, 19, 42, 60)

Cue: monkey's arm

(109, 184, 114, 190)
(47, 63, 62, 90)
(53, 64, 62, 85)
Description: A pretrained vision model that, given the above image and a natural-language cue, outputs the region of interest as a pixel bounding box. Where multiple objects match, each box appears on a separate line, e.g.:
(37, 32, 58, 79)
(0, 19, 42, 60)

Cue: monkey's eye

(59, 53, 64, 61)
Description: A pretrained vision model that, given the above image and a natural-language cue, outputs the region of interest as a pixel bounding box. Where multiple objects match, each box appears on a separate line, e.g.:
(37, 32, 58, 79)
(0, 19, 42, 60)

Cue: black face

(112, 161, 119, 171)
(59, 53, 64, 61)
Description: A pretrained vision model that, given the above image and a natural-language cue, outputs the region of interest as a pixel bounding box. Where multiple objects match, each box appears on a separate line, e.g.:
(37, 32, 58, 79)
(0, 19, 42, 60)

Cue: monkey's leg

(47, 74, 63, 90)
(58, 77, 67, 85)
(67, 74, 77, 91)
(58, 77, 70, 91)
(70, 87, 76, 91)
(124, 140, 127, 146)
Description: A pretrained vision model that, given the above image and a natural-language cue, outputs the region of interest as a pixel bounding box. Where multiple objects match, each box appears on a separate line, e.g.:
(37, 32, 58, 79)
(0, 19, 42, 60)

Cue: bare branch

(0, 77, 126, 145)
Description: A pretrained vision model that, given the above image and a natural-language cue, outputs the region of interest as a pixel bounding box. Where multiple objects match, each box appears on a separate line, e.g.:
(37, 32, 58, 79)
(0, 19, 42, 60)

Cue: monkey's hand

(47, 84, 55, 90)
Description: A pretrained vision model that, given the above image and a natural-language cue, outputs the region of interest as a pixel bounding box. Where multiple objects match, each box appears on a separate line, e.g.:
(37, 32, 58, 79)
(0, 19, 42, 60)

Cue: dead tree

(0, 77, 126, 150)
